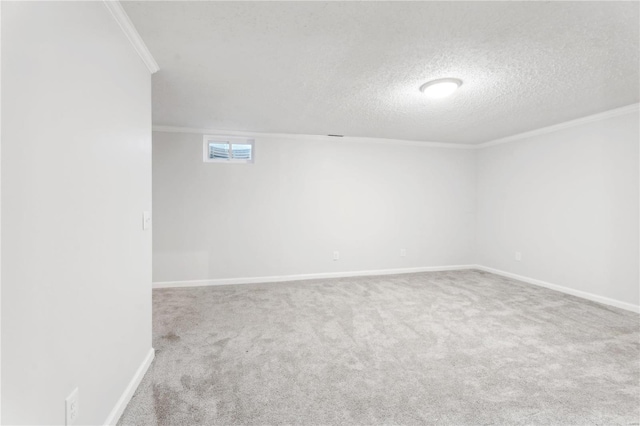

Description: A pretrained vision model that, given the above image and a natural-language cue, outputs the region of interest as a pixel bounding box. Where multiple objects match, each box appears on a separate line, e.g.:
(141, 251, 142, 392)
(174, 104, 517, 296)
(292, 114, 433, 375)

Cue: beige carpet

(118, 269, 639, 425)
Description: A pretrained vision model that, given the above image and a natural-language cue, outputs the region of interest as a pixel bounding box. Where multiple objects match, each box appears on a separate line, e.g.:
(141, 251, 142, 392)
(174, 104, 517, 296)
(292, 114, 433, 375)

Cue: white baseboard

(474, 265, 640, 314)
(154, 265, 639, 314)
(153, 264, 476, 289)
(104, 347, 155, 426)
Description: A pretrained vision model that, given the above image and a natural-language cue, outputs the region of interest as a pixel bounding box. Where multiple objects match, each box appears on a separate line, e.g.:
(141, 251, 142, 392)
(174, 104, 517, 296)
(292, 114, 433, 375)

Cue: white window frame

(203, 135, 255, 164)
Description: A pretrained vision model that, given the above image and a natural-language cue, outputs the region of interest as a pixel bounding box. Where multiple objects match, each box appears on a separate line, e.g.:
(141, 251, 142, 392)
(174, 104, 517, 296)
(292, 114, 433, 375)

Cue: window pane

(231, 143, 252, 160)
(209, 143, 230, 159)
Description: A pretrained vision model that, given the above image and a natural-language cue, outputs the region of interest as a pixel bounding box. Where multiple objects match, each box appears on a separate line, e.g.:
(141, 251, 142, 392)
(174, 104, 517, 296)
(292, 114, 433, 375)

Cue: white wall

(2, 2, 152, 424)
(476, 111, 639, 308)
(153, 132, 476, 283)
(0, 1, 3, 421)
(154, 109, 639, 312)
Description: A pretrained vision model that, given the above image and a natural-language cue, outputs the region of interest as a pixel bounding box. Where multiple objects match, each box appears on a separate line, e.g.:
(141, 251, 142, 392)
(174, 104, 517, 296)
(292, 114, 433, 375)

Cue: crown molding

(152, 125, 477, 149)
(153, 103, 639, 149)
(477, 103, 640, 148)
(103, 0, 159, 74)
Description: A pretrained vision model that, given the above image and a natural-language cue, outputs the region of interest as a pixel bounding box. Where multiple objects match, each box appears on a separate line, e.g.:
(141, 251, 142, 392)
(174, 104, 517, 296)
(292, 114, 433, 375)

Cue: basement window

(203, 136, 254, 164)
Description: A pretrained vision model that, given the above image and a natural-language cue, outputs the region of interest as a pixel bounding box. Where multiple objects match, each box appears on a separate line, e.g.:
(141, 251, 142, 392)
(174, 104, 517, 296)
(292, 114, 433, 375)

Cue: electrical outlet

(142, 211, 152, 230)
(333, 251, 340, 261)
(66, 388, 79, 425)
(400, 249, 407, 257)
(515, 252, 522, 261)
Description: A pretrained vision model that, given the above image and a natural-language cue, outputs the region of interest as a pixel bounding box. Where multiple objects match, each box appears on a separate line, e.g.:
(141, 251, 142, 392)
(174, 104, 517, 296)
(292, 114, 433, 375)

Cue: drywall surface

(153, 132, 475, 282)
(2, 2, 152, 424)
(476, 111, 639, 307)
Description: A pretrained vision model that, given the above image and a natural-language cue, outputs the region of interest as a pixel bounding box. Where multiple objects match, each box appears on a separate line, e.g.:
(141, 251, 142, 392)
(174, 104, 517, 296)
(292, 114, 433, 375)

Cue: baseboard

(474, 265, 640, 314)
(154, 265, 639, 314)
(104, 348, 155, 426)
(153, 264, 476, 289)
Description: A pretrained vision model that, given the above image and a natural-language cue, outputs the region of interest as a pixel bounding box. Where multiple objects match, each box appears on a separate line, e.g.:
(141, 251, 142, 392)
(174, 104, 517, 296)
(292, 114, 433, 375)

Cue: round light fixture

(419, 78, 462, 99)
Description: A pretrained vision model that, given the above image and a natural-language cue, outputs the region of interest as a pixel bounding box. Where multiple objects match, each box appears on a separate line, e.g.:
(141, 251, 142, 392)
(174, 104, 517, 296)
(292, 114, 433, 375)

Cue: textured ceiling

(123, 1, 639, 144)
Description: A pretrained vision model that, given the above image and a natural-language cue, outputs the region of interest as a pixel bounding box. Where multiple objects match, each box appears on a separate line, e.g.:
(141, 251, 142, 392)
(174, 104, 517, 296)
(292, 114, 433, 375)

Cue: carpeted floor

(118, 269, 640, 425)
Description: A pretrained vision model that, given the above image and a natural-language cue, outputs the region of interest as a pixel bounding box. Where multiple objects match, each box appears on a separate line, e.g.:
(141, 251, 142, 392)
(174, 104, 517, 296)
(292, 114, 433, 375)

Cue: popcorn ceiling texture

(124, 1, 639, 144)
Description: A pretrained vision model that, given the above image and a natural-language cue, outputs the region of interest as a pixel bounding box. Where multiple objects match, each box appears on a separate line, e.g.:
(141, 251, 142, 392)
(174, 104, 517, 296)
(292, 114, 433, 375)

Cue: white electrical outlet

(400, 249, 407, 257)
(66, 387, 79, 425)
(333, 251, 340, 261)
(142, 211, 152, 230)
(515, 252, 522, 261)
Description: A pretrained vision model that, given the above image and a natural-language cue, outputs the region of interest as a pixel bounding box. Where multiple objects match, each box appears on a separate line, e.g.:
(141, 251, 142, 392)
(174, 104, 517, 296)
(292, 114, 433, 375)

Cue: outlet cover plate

(66, 387, 79, 425)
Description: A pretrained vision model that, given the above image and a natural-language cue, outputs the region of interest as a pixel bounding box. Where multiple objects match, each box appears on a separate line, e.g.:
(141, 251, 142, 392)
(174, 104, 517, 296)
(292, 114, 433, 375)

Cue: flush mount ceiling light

(419, 78, 462, 99)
